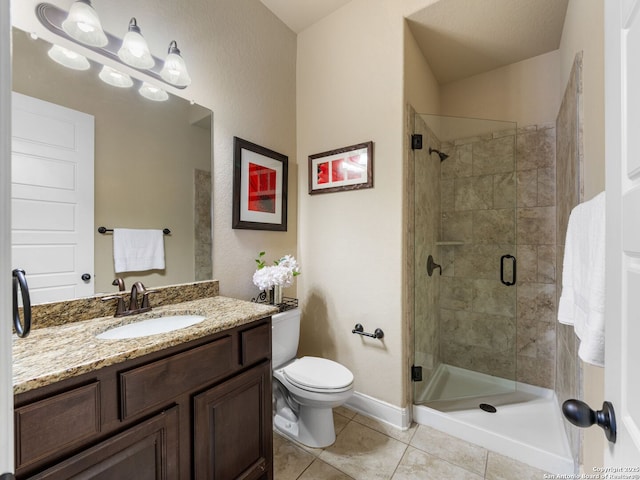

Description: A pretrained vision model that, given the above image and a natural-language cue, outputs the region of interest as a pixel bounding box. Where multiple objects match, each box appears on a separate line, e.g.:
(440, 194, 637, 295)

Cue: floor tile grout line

(387, 443, 410, 480)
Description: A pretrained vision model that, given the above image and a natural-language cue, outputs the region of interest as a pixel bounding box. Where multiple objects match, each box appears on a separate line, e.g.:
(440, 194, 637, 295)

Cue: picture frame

(232, 137, 288, 231)
(308, 141, 373, 195)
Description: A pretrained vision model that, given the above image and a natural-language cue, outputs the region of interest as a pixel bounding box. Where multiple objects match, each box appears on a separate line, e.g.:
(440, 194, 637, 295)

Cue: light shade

(159, 41, 191, 87)
(61, 0, 108, 47)
(117, 18, 154, 69)
(47, 44, 91, 70)
(99, 65, 133, 88)
(139, 82, 169, 102)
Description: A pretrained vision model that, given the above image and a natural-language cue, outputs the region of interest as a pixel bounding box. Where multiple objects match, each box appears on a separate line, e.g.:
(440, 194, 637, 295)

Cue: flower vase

(273, 285, 283, 305)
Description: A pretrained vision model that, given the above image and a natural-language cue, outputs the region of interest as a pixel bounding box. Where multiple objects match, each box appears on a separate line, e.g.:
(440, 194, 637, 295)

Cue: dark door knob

(562, 399, 617, 443)
(81, 273, 91, 281)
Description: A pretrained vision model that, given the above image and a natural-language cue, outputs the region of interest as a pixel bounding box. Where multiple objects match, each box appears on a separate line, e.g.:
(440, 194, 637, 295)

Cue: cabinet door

(194, 362, 272, 480)
(28, 406, 179, 480)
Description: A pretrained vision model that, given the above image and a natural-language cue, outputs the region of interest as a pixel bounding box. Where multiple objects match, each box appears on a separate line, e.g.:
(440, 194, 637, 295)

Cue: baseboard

(344, 391, 411, 430)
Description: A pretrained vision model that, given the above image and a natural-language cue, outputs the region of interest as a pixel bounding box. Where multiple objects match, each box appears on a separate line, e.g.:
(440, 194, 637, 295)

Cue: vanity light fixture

(117, 18, 154, 69)
(159, 41, 191, 87)
(139, 82, 169, 102)
(61, 0, 108, 47)
(47, 44, 90, 70)
(99, 65, 134, 88)
(35, 3, 191, 90)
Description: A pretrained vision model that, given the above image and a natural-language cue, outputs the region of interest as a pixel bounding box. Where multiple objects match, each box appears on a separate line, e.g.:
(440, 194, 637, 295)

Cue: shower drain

(479, 403, 497, 413)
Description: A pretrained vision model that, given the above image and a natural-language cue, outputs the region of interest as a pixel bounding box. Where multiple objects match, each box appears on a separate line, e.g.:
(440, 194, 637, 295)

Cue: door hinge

(411, 134, 423, 150)
(411, 365, 423, 382)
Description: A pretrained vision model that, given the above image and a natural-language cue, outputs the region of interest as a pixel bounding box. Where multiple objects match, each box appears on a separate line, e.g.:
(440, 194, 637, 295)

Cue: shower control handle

(427, 255, 441, 276)
(562, 399, 617, 443)
(500, 254, 516, 286)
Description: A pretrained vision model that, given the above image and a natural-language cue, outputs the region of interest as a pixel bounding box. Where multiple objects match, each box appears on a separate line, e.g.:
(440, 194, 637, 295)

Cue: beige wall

(297, 0, 439, 407)
(404, 24, 440, 115)
(440, 51, 562, 126)
(558, 0, 606, 472)
(297, 0, 405, 406)
(12, 0, 298, 301)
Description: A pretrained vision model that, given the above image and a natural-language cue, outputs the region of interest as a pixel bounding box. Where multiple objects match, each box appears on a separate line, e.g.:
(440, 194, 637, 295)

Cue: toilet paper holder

(352, 323, 384, 339)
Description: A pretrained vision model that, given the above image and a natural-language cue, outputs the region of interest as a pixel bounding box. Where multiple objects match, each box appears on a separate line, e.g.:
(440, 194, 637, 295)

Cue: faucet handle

(101, 294, 127, 317)
(129, 282, 146, 311)
(141, 289, 158, 309)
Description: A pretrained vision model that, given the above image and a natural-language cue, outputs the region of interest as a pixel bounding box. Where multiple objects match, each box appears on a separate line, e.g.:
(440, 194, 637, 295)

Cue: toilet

(271, 308, 354, 448)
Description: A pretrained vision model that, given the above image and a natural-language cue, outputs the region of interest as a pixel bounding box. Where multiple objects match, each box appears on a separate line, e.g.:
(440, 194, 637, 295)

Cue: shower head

(429, 147, 449, 162)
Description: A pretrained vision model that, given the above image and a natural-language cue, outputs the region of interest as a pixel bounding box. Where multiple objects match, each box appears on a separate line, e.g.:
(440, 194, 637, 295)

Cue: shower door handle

(500, 255, 516, 286)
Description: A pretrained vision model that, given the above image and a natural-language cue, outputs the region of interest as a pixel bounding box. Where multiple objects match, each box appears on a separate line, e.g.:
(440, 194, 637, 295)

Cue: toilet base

(274, 403, 337, 448)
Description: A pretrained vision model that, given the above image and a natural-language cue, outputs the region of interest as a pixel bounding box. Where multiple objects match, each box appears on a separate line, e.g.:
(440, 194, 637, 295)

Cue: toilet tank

(271, 308, 300, 369)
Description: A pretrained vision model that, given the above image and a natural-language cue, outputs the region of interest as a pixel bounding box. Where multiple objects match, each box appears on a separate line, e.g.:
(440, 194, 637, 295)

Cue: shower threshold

(413, 364, 574, 474)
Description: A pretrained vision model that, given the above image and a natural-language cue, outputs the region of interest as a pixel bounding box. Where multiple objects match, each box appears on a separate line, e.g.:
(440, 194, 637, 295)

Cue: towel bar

(98, 226, 171, 235)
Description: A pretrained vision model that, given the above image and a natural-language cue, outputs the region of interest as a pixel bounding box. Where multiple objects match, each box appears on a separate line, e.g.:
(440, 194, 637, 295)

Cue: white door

(604, 0, 640, 464)
(11, 92, 94, 303)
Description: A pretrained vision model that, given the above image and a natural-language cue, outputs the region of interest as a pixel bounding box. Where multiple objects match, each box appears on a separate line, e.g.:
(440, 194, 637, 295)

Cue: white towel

(558, 191, 606, 367)
(113, 228, 165, 273)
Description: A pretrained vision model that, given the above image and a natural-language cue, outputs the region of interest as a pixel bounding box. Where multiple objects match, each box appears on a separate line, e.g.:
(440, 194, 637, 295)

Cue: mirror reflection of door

(11, 92, 94, 303)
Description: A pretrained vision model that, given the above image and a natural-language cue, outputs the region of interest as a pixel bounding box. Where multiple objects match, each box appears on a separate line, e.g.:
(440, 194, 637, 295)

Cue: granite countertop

(13, 296, 279, 395)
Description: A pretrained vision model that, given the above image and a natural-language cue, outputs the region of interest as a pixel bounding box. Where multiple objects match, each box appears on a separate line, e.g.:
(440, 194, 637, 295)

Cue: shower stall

(410, 112, 574, 474)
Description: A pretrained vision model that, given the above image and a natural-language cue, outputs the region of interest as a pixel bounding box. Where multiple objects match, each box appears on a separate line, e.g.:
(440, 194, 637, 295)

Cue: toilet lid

(283, 356, 354, 391)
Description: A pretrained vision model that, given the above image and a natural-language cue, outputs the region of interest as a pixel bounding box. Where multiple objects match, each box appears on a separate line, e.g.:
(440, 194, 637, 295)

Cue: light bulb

(159, 41, 191, 87)
(139, 82, 168, 101)
(61, 0, 108, 47)
(99, 65, 133, 88)
(47, 44, 91, 70)
(117, 18, 154, 69)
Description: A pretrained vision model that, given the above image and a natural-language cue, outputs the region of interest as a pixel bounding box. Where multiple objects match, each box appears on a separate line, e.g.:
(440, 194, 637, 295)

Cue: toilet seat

(283, 356, 353, 393)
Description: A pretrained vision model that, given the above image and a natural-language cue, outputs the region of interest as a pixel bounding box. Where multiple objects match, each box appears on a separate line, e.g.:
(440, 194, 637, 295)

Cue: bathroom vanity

(12, 291, 277, 479)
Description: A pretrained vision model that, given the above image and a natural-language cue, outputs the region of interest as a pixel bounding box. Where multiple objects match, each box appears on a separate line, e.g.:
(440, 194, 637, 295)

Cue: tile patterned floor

(273, 406, 551, 480)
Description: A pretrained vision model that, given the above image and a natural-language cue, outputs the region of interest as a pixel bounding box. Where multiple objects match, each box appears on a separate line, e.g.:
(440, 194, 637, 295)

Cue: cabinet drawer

(240, 322, 271, 366)
(120, 336, 233, 419)
(15, 382, 100, 470)
(29, 406, 180, 480)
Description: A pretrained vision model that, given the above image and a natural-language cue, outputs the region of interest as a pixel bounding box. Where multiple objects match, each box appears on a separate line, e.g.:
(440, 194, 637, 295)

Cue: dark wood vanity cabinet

(27, 406, 180, 480)
(14, 318, 273, 480)
(194, 361, 271, 480)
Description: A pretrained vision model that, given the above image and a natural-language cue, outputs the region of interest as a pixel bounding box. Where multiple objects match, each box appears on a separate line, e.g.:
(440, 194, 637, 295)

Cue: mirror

(11, 28, 212, 303)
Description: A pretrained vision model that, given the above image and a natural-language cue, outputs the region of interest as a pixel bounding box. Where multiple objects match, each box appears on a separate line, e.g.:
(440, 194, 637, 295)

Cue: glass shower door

(413, 113, 518, 410)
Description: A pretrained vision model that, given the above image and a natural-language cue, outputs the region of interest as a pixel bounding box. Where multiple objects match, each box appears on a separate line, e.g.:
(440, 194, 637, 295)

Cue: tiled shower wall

(555, 52, 584, 466)
(424, 125, 557, 389)
(438, 132, 518, 381)
(512, 126, 558, 388)
(194, 169, 213, 281)
(411, 106, 560, 400)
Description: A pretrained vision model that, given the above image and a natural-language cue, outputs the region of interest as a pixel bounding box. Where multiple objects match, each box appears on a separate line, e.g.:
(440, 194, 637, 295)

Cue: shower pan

(411, 113, 573, 473)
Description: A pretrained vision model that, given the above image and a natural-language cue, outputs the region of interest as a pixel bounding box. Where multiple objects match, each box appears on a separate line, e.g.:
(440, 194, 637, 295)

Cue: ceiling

(260, 0, 353, 34)
(260, 0, 569, 85)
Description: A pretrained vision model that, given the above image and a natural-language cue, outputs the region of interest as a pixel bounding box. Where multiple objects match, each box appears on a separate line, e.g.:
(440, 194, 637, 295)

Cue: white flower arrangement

(252, 252, 301, 290)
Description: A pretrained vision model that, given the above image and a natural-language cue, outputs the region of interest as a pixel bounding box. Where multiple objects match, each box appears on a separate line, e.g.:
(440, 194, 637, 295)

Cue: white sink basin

(96, 315, 207, 340)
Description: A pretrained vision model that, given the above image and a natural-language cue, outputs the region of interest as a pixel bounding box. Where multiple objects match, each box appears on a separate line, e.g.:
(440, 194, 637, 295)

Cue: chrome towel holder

(352, 323, 384, 339)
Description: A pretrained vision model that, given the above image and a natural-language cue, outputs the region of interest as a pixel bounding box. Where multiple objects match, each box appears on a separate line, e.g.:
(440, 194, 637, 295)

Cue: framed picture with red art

(232, 137, 288, 231)
(308, 141, 373, 195)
